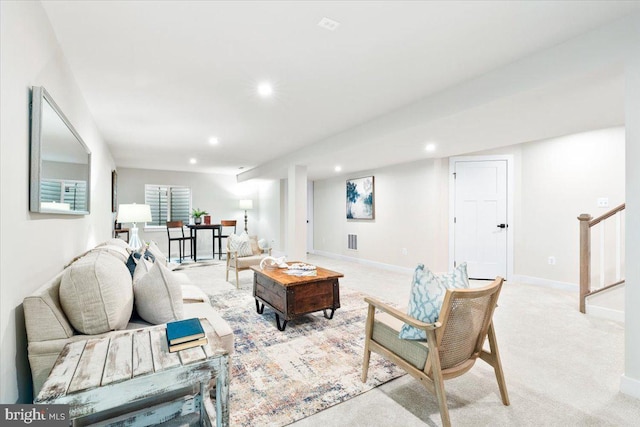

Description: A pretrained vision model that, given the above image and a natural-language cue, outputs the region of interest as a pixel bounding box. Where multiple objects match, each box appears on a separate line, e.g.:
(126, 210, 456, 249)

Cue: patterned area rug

(207, 287, 405, 426)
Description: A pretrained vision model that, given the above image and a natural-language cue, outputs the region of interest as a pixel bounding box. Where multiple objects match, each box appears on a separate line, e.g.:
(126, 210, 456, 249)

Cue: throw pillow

(146, 240, 167, 265)
(60, 251, 133, 335)
(133, 261, 184, 325)
(228, 233, 253, 257)
(90, 244, 130, 263)
(399, 263, 469, 340)
(126, 251, 157, 277)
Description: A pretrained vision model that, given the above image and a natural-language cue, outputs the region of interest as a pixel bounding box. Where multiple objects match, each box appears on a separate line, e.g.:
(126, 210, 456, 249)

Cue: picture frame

(346, 176, 374, 220)
(111, 170, 117, 213)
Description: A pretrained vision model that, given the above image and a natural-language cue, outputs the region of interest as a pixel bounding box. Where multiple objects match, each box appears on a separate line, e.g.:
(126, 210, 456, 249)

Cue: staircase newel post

(578, 214, 592, 313)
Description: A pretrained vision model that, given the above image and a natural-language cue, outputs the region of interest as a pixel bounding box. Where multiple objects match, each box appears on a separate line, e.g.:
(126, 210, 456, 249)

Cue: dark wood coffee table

(251, 263, 343, 331)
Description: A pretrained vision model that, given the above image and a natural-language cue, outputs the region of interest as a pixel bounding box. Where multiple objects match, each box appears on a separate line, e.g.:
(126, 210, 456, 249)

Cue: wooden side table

(35, 320, 229, 426)
(113, 227, 129, 242)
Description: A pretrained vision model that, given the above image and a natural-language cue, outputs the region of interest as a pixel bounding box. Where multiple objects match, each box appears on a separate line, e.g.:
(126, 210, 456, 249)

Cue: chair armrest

(364, 296, 440, 331)
(226, 250, 238, 259)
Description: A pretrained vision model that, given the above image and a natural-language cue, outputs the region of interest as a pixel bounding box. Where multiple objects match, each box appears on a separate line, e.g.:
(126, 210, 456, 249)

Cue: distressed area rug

(207, 287, 405, 426)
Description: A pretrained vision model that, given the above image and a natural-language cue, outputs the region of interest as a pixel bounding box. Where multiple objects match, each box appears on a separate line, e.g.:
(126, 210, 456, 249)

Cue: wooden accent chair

(362, 277, 509, 427)
(166, 220, 193, 262)
(226, 235, 271, 288)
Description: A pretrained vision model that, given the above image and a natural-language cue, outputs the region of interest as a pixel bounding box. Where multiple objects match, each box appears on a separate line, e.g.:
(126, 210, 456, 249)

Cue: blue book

(166, 318, 205, 345)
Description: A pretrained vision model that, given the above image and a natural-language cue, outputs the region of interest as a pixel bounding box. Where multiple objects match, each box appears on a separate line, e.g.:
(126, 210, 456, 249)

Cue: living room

(2, 1, 640, 425)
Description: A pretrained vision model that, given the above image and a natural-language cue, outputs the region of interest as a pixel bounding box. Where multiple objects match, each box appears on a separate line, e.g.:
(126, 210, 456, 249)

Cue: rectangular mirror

(30, 86, 91, 215)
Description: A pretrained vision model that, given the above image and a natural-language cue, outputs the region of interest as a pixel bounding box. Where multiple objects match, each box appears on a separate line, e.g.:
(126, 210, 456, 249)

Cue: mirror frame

(30, 86, 91, 215)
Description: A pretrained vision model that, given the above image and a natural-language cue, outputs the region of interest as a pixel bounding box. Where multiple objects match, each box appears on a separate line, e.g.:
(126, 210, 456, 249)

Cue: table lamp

(239, 199, 253, 232)
(117, 203, 152, 251)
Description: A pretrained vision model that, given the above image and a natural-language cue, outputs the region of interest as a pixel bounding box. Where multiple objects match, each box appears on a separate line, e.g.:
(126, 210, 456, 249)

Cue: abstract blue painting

(346, 176, 374, 219)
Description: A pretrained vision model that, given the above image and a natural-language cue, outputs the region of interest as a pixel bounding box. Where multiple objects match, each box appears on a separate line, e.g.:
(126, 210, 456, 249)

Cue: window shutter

(63, 181, 87, 211)
(145, 185, 168, 226)
(40, 180, 62, 203)
(170, 187, 190, 223)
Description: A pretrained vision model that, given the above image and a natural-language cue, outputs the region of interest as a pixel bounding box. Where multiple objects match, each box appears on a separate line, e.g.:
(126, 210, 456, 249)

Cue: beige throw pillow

(146, 240, 167, 265)
(60, 251, 133, 335)
(229, 233, 253, 257)
(133, 261, 184, 325)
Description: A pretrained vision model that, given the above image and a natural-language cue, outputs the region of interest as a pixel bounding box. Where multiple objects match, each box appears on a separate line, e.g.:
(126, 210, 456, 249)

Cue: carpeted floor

(181, 255, 640, 426)
(207, 288, 404, 426)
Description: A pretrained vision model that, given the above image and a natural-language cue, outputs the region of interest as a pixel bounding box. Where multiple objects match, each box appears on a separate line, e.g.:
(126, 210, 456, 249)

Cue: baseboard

(309, 250, 414, 275)
(510, 274, 578, 291)
(620, 374, 640, 400)
(585, 304, 625, 323)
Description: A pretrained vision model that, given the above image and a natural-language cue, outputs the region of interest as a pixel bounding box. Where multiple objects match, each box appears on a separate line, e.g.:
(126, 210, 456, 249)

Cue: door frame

(448, 154, 514, 281)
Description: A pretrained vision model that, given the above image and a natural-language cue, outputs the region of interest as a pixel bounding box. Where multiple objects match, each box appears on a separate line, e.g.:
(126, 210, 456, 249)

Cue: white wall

(0, 1, 115, 403)
(313, 158, 450, 272)
(116, 168, 266, 258)
(312, 127, 625, 287)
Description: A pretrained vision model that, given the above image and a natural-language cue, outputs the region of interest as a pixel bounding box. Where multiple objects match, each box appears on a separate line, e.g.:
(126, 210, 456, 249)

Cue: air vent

(318, 17, 340, 31)
(348, 234, 357, 250)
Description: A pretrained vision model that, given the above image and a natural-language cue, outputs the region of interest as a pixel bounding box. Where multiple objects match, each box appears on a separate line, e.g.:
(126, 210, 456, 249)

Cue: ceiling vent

(318, 17, 340, 31)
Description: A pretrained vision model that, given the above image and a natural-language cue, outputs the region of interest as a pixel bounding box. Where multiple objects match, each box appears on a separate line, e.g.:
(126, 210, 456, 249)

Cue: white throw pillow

(60, 251, 133, 335)
(146, 240, 167, 265)
(228, 233, 253, 257)
(133, 261, 184, 325)
(399, 263, 469, 340)
(90, 244, 130, 263)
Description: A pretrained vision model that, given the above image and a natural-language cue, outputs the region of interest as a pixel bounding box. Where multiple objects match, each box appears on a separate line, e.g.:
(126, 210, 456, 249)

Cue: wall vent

(348, 234, 357, 250)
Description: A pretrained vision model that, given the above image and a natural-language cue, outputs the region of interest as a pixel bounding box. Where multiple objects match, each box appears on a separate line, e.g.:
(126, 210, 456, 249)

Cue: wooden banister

(578, 204, 625, 314)
(589, 203, 625, 227)
(578, 214, 592, 313)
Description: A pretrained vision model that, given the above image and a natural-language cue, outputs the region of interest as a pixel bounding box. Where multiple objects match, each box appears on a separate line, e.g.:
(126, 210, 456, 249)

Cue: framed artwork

(111, 170, 117, 213)
(346, 176, 374, 219)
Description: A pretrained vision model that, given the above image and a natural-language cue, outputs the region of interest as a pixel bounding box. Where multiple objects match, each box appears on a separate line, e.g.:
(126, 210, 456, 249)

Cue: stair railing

(578, 203, 625, 313)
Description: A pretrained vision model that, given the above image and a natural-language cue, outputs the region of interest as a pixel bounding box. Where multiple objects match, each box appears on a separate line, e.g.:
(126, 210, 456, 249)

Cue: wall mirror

(30, 86, 91, 215)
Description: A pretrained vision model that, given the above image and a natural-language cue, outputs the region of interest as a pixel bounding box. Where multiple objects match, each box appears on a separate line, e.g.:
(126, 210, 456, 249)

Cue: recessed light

(189, 158, 197, 164)
(425, 143, 436, 152)
(334, 165, 342, 172)
(209, 137, 219, 145)
(257, 82, 273, 97)
(318, 17, 340, 31)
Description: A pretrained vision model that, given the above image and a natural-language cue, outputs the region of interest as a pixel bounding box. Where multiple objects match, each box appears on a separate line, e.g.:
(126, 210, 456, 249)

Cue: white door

(453, 160, 508, 279)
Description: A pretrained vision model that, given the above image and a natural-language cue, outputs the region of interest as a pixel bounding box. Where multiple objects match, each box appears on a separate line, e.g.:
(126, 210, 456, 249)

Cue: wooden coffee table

(251, 263, 343, 331)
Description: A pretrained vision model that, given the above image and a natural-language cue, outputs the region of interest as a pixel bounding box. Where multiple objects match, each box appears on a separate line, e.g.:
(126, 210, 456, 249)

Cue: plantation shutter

(170, 187, 190, 224)
(40, 180, 62, 203)
(145, 185, 168, 226)
(144, 185, 191, 226)
(62, 181, 88, 211)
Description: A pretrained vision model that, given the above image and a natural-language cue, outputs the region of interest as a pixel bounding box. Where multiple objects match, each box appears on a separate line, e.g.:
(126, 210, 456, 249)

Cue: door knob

(496, 224, 508, 229)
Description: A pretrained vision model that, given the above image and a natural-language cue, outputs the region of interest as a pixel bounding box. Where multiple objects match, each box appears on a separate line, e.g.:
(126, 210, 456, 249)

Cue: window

(144, 185, 191, 226)
(40, 179, 88, 211)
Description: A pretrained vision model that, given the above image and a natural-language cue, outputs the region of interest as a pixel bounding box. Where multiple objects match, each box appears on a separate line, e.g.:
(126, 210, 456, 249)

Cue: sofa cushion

(229, 233, 253, 257)
(60, 252, 133, 335)
(399, 263, 469, 340)
(89, 244, 130, 263)
(133, 261, 184, 325)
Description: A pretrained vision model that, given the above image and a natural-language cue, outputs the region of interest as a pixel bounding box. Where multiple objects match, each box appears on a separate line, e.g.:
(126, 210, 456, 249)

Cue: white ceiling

(41, 1, 638, 180)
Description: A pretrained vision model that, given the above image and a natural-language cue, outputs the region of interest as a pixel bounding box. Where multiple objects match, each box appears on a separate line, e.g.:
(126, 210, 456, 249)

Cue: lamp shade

(117, 203, 152, 223)
(239, 199, 253, 210)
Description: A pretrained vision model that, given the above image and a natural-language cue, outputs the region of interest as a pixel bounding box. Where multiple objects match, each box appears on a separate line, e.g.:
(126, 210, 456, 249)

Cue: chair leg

(225, 258, 230, 281)
(235, 269, 239, 289)
(426, 331, 451, 427)
(487, 322, 510, 406)
(361, 305, 375, 382)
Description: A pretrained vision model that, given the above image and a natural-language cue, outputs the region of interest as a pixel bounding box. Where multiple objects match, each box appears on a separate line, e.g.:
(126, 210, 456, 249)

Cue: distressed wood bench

(35, 319, 229, 427)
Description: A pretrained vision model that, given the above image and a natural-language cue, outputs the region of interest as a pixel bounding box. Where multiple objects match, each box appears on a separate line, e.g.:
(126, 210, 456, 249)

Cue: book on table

(166, 317, 205, 345)
(168, 337, 209, 353)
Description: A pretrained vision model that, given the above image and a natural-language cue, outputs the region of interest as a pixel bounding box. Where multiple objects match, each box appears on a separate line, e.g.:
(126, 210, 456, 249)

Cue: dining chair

(219, 220, 237, 258)
(166, 220, 193, 263)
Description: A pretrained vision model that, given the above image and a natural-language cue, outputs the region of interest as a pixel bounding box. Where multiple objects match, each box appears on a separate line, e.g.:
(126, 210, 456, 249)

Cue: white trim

(310, 249, 414, 275)
(448, 154, 514, 280)
(586, 304, 624, 323)
(510, 274, 578, 291)
(620, 374, 640, 400)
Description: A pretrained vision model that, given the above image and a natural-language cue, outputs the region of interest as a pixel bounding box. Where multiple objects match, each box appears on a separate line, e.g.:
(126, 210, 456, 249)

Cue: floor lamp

(117, 203, 152, 251)
(239, 199, 253, 233)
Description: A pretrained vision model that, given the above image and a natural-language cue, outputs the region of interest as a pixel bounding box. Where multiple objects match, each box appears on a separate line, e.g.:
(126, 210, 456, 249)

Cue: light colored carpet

(181, 255, 640, 426)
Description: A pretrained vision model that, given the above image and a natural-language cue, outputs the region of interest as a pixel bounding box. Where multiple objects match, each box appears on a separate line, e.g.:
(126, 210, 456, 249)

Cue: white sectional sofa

(23, 238, 234, 397)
